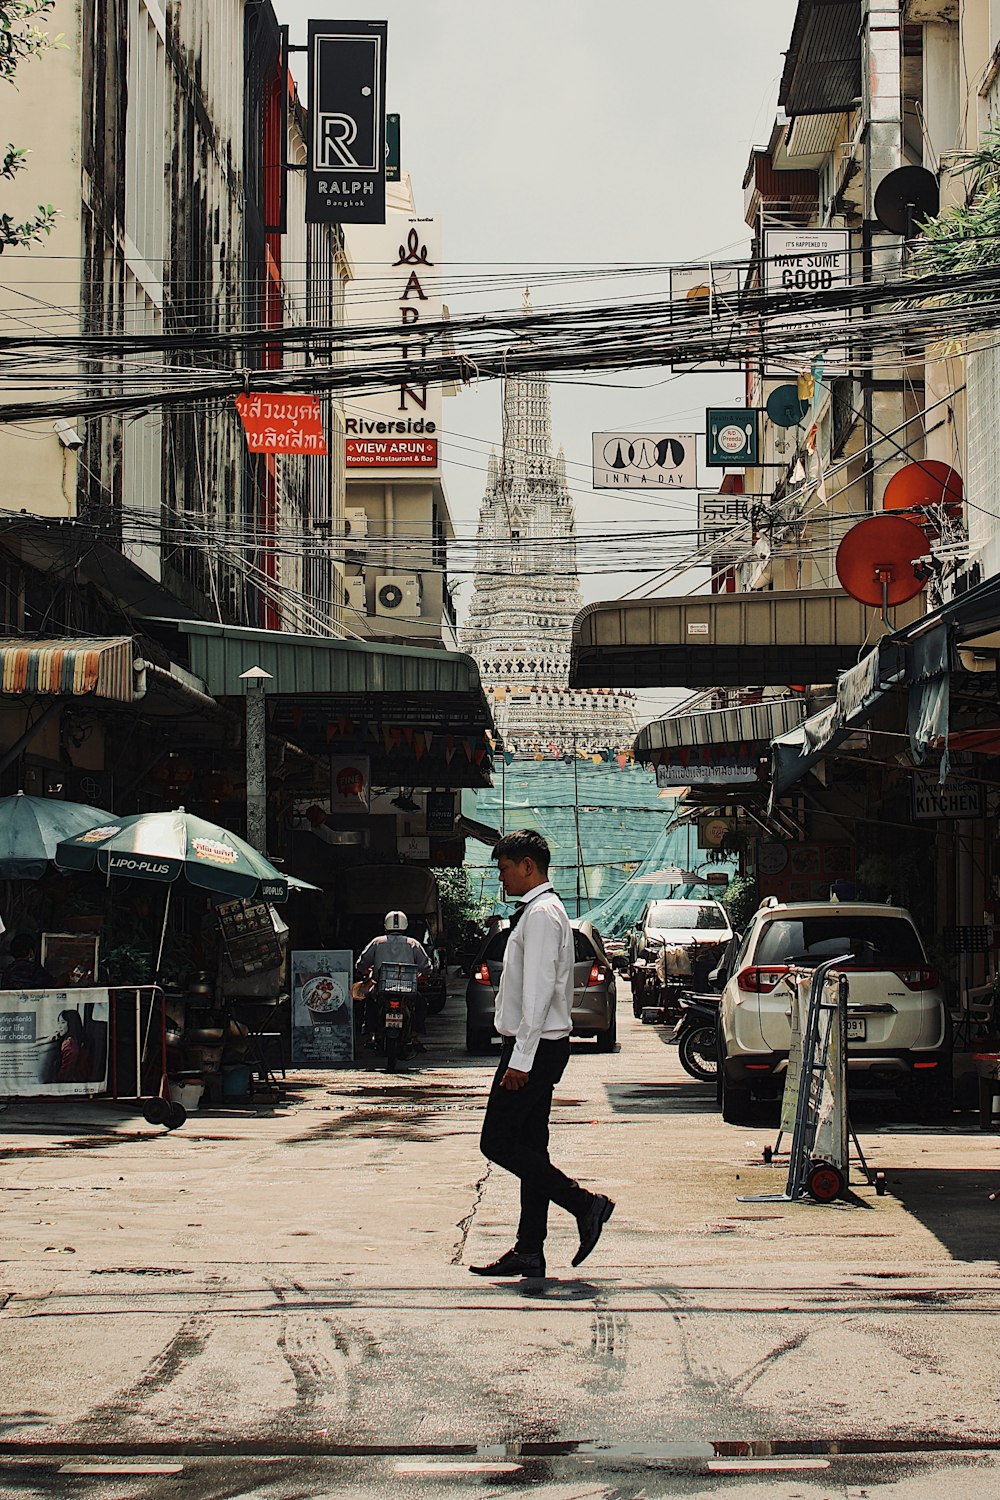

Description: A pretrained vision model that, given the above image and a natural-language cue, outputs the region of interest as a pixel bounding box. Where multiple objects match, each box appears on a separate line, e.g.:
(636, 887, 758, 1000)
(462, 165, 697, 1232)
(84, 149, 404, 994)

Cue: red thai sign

(235, 395, 328, 455)
(345, 437, 438, 467)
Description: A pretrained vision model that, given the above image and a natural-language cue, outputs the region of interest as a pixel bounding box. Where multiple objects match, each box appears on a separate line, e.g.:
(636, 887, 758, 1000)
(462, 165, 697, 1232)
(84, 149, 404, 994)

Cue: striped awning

(0, 637, 137, 703)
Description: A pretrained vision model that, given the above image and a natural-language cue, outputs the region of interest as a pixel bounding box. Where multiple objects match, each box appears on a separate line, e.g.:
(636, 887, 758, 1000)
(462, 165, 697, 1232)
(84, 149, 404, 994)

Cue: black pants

(479, 1036, 591, 1253)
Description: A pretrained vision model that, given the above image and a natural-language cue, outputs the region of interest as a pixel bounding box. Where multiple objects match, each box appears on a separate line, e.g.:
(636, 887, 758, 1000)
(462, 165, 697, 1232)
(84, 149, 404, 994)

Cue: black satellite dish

(873, 165, 940, 237)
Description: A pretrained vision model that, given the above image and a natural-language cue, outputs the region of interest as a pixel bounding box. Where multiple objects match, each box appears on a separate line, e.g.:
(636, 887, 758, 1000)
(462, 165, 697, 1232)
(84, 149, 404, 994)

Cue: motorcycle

(672, 991, 720, 1082)
(358, 962, 420, 1071)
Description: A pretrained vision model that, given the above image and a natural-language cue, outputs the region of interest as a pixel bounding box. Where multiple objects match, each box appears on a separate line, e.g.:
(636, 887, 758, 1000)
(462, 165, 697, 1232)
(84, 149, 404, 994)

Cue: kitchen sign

(306, 20, 387, 225)
(344, 216, 443, 476)
(912, 774, 984, 821)
(706, 408, 760, 468)
(592, 432, 697, 489)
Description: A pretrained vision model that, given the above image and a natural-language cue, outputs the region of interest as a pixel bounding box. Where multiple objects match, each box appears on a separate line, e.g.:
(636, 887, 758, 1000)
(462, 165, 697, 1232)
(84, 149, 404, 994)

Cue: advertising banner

(306, 20, 387, 225)
(386, 112, 400, 181)
(235, 395, 327, 455)
(345, 216, 443, 477)
(592, 432, 697, 490)
(764, 228, 851, 371)
(291, 951, 354, 1066)
(330, 754, 370, 812)
(0, 987, 109, 1096)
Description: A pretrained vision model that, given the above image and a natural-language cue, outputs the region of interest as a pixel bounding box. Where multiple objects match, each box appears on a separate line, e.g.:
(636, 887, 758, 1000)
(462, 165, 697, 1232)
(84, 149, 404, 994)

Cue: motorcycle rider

(356, 912, 431, 1052)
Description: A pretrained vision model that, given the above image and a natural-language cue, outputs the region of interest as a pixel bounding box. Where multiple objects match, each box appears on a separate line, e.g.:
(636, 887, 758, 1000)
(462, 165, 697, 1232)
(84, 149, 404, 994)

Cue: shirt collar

(517, 882, 553, 907)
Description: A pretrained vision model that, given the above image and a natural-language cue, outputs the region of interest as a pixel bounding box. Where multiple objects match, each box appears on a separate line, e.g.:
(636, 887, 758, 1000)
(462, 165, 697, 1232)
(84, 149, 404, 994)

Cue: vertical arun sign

(306, 20, 388, 225)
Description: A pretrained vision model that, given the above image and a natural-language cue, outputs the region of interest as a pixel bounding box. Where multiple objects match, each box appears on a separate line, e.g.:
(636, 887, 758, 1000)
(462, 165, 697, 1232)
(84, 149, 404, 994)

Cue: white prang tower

(462, 297, 636, 753)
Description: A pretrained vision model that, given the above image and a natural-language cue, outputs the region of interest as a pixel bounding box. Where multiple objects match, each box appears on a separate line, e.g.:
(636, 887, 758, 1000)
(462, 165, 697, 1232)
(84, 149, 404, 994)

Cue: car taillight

(737, 966, 789, 993)
(474, 962, 491, 984)
(895, 966, 939, 991)
(588, 964, 607, 986)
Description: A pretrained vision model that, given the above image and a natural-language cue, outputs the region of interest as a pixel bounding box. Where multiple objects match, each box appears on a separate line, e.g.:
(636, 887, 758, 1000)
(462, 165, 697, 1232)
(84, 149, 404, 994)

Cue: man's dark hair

(10, 934, 36, 960)
(492, 828, 551, 874)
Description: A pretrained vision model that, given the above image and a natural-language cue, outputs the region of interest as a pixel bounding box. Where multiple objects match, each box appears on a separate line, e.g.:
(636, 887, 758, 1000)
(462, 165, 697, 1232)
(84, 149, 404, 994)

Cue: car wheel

(596, 1010, 617, 1052)
(721, 1070, 753, 1125)
(466, 1026, 493, 1055)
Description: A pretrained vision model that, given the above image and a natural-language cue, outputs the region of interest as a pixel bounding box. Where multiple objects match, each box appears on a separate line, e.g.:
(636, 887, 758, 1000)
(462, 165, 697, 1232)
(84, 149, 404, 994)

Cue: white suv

(717, 901, 951, 1124)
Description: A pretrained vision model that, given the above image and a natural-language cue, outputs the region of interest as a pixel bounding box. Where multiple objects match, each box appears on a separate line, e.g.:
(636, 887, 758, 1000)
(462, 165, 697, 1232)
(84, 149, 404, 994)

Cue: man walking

(470, 829, 614, 1279)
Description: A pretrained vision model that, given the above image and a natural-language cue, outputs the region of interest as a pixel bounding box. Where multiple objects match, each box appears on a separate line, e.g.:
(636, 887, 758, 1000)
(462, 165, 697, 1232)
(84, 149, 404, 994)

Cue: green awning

(172, 620, 486, 704)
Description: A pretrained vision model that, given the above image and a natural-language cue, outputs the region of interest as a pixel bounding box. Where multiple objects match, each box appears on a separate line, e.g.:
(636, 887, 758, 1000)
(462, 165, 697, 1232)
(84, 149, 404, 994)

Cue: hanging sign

(592, 432, 697, 489)
(912, 774, 984, 821)
(669, 264, 744, 371)
(306, 20, 387, 225)
(386, 112, 400, 181)
(764, 228, 851, 371)
(426, 790, 455, 834)
(344, 217, 443, 476)
(656, 761, 759, 787)
(706, 408, 760, 468)
(235, 395, 327, 455)
(330, 754, 370, 812)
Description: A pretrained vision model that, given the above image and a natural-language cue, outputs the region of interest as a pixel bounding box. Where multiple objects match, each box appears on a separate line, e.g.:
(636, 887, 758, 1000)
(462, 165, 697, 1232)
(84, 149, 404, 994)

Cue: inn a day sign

(344, 217, 444, 478)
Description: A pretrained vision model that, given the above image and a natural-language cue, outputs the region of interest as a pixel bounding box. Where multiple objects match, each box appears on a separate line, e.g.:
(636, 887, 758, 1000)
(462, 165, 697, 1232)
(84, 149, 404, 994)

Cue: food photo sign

(291, 950, 354, 1066)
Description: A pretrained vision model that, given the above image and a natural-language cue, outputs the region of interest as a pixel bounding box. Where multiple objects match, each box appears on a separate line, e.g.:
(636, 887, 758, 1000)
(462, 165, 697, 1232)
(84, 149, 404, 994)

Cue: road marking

(394, 1461, 523, 1475)
(58, 1464, 184, 1476)
(708, 1459, 831, 1472)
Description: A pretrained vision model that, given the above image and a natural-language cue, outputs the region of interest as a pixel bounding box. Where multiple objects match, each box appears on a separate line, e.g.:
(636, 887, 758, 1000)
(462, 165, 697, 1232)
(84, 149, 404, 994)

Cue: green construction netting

(466, 758, 735, 928)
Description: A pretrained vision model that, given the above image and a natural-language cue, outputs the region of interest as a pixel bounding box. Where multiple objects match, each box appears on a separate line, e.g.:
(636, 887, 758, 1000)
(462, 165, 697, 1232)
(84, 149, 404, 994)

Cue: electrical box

(344, 575, 367, 615)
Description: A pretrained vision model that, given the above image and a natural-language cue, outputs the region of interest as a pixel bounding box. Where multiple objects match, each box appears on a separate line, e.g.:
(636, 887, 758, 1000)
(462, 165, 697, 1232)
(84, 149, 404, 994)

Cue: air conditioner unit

(345, 507, 369, 539)
(344, 575, 367, 615)
(375, 574, 421, 618)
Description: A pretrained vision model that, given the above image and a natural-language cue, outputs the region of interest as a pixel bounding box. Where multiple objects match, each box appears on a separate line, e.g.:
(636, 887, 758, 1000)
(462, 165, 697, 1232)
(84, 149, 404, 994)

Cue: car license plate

(385, 1012, 404, 1029)
(846, 1016, 866, 1040)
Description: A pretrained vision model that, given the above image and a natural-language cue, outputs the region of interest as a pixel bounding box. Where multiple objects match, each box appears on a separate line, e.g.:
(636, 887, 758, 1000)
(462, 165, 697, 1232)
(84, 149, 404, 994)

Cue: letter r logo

(317, 113, 359, 169)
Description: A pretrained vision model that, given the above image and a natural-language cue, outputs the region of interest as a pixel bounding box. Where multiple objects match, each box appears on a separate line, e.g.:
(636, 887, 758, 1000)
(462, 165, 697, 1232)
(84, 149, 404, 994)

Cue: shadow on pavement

(874, 1166, 1000, 1262)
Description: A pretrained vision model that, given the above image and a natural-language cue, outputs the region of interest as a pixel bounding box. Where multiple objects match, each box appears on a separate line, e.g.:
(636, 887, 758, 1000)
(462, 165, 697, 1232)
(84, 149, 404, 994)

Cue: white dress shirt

(494, 882, 575, 1072)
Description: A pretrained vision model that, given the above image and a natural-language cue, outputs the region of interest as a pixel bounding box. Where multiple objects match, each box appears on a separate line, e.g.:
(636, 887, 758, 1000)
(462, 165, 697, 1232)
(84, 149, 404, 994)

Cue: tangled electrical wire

(0, 256, 997, 425)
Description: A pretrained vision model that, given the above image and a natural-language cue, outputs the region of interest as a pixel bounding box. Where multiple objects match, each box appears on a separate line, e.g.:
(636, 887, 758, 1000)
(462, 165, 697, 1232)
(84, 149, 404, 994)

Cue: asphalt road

(2, 981, 1000, 1498)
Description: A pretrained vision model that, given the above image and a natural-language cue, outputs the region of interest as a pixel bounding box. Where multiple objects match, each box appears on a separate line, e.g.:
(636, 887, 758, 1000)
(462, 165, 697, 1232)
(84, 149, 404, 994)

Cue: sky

(278, 0, 799, 715)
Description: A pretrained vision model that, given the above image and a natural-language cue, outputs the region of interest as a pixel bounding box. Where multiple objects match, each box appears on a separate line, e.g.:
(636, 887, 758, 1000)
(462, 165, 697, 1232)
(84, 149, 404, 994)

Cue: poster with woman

(0, 988, 109, 1095)
(291, 950, 354, 1066)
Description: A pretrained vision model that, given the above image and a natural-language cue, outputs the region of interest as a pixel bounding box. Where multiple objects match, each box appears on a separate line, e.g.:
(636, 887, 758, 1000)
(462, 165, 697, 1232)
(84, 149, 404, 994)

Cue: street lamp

(240, 665, 273, 854)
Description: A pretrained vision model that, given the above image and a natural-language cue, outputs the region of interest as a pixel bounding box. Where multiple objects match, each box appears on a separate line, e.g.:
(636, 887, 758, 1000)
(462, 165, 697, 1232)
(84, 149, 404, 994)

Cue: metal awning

(778, 0, 862, 118)
(456, 813, 502, 847)
(0, 636, 138, 703)
(156, 620, 495, 789)
(635, 696, 807, 761)
(571, 589, 924, 689)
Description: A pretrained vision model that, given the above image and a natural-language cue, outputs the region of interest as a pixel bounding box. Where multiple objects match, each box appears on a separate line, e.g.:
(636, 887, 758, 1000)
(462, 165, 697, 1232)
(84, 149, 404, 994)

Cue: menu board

(216, 899, 282, 978)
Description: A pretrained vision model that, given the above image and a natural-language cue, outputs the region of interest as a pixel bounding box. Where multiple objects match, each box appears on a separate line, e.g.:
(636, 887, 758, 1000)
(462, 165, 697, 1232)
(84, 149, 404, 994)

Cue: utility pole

(240, 665, 273, 854)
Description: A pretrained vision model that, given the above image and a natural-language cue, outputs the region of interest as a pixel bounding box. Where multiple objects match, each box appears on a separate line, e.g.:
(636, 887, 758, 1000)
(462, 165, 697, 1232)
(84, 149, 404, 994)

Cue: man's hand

(500, 1067, 530, 1091)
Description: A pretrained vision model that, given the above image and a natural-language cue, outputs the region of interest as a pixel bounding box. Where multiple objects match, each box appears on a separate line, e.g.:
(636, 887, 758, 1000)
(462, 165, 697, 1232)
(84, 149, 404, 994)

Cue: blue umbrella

(0, 792, 109, 880)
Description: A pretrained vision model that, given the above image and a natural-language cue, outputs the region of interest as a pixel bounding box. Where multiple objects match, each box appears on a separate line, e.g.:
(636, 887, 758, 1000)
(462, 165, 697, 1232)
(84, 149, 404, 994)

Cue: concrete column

(241, 667, 272, 855)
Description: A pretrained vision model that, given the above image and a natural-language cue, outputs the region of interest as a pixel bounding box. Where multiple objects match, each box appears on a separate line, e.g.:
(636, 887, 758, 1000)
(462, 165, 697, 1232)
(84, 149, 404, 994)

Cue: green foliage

(911, 127, 1000, 283)
(432, 867, 490, 940)
(720, 873, 758, 933)
(0, 1, 57, 252)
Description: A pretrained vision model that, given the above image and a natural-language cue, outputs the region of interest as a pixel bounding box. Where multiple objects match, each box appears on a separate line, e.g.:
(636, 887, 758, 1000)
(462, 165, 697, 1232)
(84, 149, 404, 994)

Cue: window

(754, 915, 924, 968)
(647, 902, 729, 931)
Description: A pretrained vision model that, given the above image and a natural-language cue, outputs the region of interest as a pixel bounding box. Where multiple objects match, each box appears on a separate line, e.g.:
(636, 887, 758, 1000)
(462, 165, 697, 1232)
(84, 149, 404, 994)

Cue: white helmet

(384, 910, 408, 933)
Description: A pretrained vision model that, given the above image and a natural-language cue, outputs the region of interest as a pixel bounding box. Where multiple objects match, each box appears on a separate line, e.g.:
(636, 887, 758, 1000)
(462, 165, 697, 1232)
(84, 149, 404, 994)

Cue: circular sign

(717, 423, 750, 456)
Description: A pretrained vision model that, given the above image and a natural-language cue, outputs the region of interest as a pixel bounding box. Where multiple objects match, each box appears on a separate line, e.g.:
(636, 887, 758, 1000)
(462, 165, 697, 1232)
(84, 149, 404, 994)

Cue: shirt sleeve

(509, 904, 562, 1073)
(357, 940, 378, 972)
(410, 940, 431, 972)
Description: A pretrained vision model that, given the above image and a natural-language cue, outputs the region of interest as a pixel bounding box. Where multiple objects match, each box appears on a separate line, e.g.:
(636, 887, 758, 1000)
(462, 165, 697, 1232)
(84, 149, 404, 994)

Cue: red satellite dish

(883, 461, 963, 518)
(836, 515, 928, 608)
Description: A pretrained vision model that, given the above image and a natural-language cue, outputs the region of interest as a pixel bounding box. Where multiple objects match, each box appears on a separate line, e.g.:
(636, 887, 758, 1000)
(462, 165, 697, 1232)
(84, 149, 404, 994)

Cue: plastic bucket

(222, 1064, 252, 1098)
(168, 1078, 204, 1111)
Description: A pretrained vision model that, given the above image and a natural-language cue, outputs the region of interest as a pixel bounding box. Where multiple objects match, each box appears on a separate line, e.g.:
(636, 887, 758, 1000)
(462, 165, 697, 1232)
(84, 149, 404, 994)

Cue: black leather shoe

(572, 1194, 615, 1267)
(469, 1248, 546, 1278)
